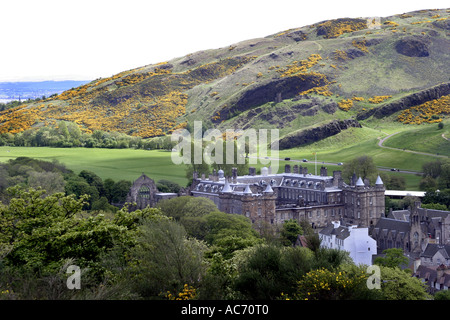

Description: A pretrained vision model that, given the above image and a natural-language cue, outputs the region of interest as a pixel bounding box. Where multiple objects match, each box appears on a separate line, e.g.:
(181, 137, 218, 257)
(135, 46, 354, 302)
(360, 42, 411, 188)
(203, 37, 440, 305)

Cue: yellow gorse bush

(278, 54, 323, 78)
(316, 19, 367, 39)
(166, 284, 197, 300)
(397, 95, 450, 124)
(0, 57, 255, 137)
(293, 268, 368, 300)
(368, 95, 392, 104)
(338, 99, 353, 111)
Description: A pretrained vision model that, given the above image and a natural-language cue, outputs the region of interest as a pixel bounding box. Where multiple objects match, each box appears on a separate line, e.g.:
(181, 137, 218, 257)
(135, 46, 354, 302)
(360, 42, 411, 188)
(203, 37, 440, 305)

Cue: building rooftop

(420, 243, 450, 259)
(385, 190, 426, 197)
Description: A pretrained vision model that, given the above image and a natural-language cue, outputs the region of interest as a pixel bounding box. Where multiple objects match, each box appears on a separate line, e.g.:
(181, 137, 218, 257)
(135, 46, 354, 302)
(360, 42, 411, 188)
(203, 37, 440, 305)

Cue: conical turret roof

(375, 175, 384, 185)
(264, 183, 274, 193)
(356, 177, 364, 186)
(222, 180, 233, 193)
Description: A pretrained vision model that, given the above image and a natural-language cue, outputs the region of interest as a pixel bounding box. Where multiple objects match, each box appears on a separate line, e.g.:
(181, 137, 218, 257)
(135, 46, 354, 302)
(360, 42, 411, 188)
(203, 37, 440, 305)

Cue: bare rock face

(433, 19, 450, 30)
(214, 74, 329, 123)
(395, 36, 430, 57)
(274, 119, 362, 150)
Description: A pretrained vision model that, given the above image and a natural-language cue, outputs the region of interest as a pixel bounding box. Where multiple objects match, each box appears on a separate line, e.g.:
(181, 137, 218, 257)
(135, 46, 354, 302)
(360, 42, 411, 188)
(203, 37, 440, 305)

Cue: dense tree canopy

(0, 157, 436, 301)
(342, 155, 378, 184)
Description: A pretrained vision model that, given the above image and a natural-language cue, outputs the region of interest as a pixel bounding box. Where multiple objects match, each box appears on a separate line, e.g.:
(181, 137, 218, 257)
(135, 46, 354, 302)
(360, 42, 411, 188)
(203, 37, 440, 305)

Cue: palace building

(127, 165, 450, 270)
(189, 164, 386, 230)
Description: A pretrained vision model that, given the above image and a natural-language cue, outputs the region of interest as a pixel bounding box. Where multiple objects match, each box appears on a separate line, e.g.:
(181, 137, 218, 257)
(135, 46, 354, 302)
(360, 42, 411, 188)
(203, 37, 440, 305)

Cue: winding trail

(377, 132, 449, 159)
(443, 133, 450, 141)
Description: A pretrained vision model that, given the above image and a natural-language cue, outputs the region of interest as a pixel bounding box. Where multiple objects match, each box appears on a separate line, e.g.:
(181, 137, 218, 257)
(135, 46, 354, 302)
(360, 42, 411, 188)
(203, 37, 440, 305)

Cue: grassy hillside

(0, 8, 448, 143)
(0, 8, 448, 192)
(382, 119, 450, 156)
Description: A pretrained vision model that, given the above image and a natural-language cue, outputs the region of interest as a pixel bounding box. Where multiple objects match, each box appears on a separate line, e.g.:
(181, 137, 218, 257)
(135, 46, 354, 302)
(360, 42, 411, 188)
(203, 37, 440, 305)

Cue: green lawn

(273, 126, 445, 190)
(382, 120, 450, 157)
(0, 127, 436, 191)
(278, 137, 435, 172)
(0, 147, 189, 186)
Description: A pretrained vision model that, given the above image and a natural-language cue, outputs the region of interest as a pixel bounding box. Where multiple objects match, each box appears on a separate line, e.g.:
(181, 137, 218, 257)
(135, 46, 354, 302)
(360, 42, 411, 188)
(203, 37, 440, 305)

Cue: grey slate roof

(319, 224, 350, 240)
(387, 210, 410, 221)
(415, 265, 450, 288)
(415, 265, 437, 282)
(420, 243, 450, 258)
(373, 217, 410, 235)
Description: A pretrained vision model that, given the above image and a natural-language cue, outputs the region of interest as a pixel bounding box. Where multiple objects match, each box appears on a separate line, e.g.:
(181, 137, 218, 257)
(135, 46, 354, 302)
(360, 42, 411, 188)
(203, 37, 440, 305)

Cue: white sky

(0, 0, 448, 82)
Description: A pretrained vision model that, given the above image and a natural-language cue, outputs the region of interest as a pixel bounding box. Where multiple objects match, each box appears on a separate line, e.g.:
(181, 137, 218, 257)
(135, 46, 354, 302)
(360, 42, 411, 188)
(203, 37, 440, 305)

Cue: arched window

(413, 232, 419, 248)
(139, 185, 150, 199)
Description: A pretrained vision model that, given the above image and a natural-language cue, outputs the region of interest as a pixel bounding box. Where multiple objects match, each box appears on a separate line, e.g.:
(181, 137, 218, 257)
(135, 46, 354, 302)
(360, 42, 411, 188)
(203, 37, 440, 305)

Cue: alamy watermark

(171, 121, 280, 173)
(66, 264, 81, 290)
(366, 17, 382, 30)
(366, 265, 381, 289)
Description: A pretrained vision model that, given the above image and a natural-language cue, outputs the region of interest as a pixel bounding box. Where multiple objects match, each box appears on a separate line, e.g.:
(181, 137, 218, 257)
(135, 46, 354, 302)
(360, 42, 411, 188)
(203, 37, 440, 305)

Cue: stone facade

(126, 173, 177, 210)
(371, 203, 450, 256)
(413, 244, 450, 294)
(189, 164, 386, 230)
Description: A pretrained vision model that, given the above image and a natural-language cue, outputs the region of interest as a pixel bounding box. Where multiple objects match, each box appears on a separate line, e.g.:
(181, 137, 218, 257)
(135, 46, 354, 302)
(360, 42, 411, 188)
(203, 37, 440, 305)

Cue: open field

(278, 136, 441, 172)
(382, 120, 450, 157)
(273, 124, 449, 190)
(0, 122, 445, 191)
(0, 130, 431, 191)
(0, 147, 189, 186)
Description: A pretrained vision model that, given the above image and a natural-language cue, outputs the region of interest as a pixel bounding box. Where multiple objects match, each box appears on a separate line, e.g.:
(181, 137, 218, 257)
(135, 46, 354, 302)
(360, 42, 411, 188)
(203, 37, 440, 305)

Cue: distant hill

(0, 80, 90, 103)
(0, 8, 449, 145)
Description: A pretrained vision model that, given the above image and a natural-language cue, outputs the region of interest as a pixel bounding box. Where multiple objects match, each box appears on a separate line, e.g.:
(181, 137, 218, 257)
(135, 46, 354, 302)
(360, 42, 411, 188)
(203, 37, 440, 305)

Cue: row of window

(319, 235, 344, 248)
(279, 208, 344, 221)
(346, 195, 374, 206)
(279, 188, 329, 203)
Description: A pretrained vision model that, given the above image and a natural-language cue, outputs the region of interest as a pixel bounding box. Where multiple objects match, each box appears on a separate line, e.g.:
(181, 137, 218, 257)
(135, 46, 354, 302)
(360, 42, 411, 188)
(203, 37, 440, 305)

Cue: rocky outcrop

(433, 19, 450, 30)
(274, 119, 362, 150)
(228, 98, 338, 129)
(214, 74, 328, 122)
(315, 18, 367, 39)
(356, 82, 450, 120)
(395, 36, 430, 57)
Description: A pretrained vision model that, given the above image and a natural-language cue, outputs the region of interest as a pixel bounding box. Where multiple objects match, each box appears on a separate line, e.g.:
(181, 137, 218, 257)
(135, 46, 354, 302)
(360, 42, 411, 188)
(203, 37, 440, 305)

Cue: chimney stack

(285, 164, 291, 173)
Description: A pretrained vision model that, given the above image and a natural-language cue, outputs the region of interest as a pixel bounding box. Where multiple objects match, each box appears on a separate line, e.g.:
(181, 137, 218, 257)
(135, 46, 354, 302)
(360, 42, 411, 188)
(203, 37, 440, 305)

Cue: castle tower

(409, 201, 425, 253)
(343, 176, 385, 228)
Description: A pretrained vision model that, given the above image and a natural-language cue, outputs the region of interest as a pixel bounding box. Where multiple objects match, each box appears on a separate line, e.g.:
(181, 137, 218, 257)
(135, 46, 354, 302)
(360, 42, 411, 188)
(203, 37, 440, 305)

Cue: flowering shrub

(352, 39, 369, 53)
(332, 50, 348, 61)
(411, 20, 432, 25)
(338, 99, 353, 111)
(397, 94, 450, 124)
(278, 54, 323, 77)
(0, 56, 255, 138)
(299, 85, 333, 97)
(384, 21, 399, 27)
(292, 268, 370, 300)
(166, 284, 197, 300)
(316, 19, 367, 39)
(368, 95, 392, 104)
